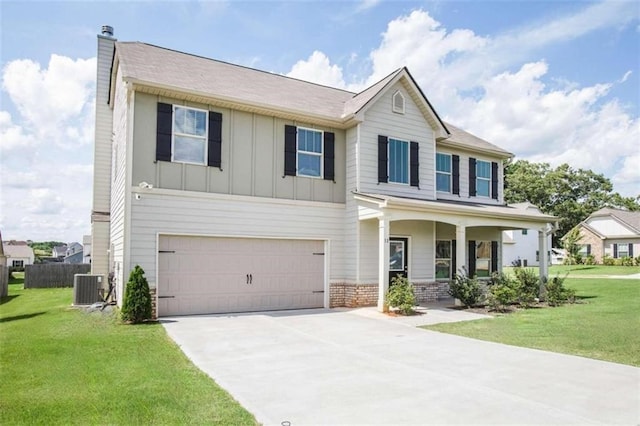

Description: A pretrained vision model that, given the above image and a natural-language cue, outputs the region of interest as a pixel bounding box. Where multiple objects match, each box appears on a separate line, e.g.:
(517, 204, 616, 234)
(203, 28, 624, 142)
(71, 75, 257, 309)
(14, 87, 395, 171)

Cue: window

(388, 138, 409, 184)
(297, 128, 323, 177)
(476, 241, 491, 278)
(616, 243, 629, 258)
(173, 106, 207, 164)
(12, 260, 24, 268)
(476, 160, 491, 197)
(435, 240, 451, 279)
(436, 153, 451, 192)
(392, 91, 405, 114)
(521, 229, 528, 235)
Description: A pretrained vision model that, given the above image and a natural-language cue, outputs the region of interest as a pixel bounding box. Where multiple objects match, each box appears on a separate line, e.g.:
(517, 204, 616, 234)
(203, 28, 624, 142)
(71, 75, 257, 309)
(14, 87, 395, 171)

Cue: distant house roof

(52, 245, 68, 257)
(2, 244, 34, 259)
(113, 42, 508, 157)
(587, 207, 640, 234)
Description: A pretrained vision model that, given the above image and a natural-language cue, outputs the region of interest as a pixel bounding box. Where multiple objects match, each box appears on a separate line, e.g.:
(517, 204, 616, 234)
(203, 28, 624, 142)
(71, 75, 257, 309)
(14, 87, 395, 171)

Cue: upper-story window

(173, 106, 208, 164)
(388, 138, 409, 184)
(469, 157, 498, 200)
(436, 153, 451, 192)
(297, 128, 323, 178)
(378, 135, 419, 187)
(476, 160, 491, 197)
(155, 102, 223, 169)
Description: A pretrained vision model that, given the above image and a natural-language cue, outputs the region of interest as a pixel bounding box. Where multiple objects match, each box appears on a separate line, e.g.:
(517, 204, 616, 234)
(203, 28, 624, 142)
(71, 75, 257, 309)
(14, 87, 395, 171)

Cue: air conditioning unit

(73, 274, 104, 305)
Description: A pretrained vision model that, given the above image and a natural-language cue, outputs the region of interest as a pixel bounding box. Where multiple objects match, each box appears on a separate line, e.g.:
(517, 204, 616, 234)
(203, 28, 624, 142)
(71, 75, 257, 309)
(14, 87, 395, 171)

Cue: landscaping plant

(121, 265, 153, 323)
(386, 275, 416, 315)
(513, 267, 540, 307)
(545, 274, 576, 306)
(486, 272, 517, 312)
(448, 269, 483, 308)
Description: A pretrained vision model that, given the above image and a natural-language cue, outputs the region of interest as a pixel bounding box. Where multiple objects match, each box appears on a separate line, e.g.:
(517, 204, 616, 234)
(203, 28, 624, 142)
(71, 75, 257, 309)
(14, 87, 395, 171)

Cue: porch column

(377, 216, 390, 312)
(538, 229, 549, 294)
(456, 225, 466, 276)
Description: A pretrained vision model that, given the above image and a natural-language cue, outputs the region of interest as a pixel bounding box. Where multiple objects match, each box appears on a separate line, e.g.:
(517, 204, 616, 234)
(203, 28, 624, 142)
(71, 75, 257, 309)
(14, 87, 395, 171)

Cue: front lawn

(423, 278, 640, 366)
(504, 265, 640, 276)
(0, 283, 256, 425)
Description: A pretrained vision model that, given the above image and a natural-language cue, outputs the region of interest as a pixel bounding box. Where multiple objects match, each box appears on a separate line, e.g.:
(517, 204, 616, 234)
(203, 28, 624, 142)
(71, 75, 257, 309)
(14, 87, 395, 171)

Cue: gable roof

(2, 244, 33, 259)
(586, 207, 640, 234)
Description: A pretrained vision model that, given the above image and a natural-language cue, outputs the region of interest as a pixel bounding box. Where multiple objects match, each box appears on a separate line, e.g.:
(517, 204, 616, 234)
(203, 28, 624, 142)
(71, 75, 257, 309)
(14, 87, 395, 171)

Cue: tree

(562, 227, 582, 265)
(504, 160, 640, 246)
(121, 265, 152, 323)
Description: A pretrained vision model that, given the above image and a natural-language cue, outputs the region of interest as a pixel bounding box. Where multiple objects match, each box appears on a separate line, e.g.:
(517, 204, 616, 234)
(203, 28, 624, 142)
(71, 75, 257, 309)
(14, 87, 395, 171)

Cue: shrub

(121, 265, 152, 324)
(386, 275, 416, 315)
(620, 256, 634, 266)
(545, 274, 575, 306)
(602, 254, 615, 266)
(448, 270, 483, 308)
(583, 254, 596, 265)
(635, 255, 640, 266)
(513, 267, 540, 308)
(486, 283, 517, 312)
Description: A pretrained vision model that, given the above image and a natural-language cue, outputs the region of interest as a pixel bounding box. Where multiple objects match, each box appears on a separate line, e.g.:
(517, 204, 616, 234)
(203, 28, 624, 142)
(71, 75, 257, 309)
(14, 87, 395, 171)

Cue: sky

(1, 0, 639, 243)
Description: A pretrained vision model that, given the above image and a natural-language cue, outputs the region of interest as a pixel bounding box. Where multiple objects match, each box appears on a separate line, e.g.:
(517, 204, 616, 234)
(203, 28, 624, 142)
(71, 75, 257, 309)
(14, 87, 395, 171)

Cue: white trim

(475, 159, 491, 198)
(296, 126, 324, 179)
(171, 104, 209, 166)
(435, 152, 452, 193)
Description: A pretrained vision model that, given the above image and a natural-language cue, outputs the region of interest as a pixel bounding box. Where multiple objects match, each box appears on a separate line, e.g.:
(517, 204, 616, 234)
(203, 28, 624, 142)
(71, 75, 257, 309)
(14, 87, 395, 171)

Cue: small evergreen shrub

(583, 254, 596, 265)
(620, 256, 634, 266)
(448, 271, 483, 308)
(602, 254, 615, 266)
(121, 265, 152, 324)
(386, 275, 416, 315)
(486, 283, 517, 312)
(635, 255, 640, 266)
(513, 267, 540, 308)
(545, 274, 575, 306)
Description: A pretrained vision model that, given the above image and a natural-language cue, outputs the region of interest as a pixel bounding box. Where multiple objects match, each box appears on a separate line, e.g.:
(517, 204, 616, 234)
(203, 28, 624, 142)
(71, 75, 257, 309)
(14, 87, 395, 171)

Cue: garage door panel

(158, 236, 325, 316)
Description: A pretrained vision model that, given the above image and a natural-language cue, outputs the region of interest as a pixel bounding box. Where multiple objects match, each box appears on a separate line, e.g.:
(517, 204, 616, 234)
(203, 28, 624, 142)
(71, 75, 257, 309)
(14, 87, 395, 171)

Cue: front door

(389, 237, 408, 285)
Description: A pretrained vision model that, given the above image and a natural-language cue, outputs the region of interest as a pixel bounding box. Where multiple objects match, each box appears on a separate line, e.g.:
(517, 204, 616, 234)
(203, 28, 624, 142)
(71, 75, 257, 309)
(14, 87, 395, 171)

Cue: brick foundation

(330, 281, 450, 308)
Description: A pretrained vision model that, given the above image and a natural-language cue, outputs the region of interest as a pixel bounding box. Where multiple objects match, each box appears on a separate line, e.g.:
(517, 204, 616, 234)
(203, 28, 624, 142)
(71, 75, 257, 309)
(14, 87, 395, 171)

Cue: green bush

(386, 275, 416, 315)
(513, 267, 540, 308)
(545, 274, 575, 306)
(583, 254, 596, 265)
(602, 254, 615, 266)
(635, 255, 640, 266)
(121, 265, 153, 324)
(448, 271, 483, 308)
(620, 256, 634, 266)
(486, 284, 517, 312)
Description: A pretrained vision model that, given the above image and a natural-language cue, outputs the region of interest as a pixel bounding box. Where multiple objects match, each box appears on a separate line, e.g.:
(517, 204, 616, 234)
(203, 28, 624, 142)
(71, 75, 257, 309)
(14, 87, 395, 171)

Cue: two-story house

(90, 26, 556, 317)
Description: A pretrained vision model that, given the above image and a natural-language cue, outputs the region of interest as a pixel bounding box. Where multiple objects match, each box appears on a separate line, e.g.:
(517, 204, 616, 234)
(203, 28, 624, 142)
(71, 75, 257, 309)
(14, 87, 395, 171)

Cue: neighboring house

(51, 245, 68, 258)
(502, 205, 554, 267)
(550, 248, 565, 265)
(2, 241, 35, 268)
(82, 235, 92, 264)
(90, 27, 557, 318)
(63, 242, 84, 264)
(569, 207, 640, 263)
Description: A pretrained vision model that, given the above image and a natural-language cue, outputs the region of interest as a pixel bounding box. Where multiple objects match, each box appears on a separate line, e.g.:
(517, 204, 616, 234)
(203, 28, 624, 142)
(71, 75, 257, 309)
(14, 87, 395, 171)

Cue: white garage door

(157, 236, 325, 316)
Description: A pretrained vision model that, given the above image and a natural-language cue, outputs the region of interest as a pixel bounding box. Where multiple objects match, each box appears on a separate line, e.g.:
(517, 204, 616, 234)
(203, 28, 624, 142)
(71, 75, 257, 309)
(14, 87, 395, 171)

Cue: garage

(157, 235, 325, 316)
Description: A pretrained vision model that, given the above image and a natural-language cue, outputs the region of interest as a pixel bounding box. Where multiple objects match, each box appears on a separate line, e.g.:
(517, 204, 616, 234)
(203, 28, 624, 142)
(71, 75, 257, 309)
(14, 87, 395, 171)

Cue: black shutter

(323, 132, 335, 181)
(491, 162, 499, 200)
(410, 141, 419, 187)
(469, 158, 477, 197)
(208, 111, 222, 168)
(468, 240, 476, 276)
(491, 241, 498, 273)
(284, 125, 297, 176)
(452, 155, 460, 195)
(451, 240, 457, 277)
(156, 103, 172, 162)
(613, 243, 618, 258)
(586, 244, 591, 256)
(629, 244, 634, 258)
(378, 135, 388, 183)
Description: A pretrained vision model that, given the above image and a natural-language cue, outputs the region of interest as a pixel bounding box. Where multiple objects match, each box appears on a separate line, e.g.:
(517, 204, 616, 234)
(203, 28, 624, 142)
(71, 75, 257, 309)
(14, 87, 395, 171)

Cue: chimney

(101, 25, 114, 37)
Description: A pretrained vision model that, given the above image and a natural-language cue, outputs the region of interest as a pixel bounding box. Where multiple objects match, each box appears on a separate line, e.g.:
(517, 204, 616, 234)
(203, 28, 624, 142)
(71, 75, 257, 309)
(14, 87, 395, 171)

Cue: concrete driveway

(162, 308, 640, 425)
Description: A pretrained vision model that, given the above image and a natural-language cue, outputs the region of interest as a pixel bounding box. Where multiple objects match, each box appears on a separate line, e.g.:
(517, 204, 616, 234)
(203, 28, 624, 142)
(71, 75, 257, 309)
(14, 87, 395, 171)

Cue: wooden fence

(25, 264, 91, 288)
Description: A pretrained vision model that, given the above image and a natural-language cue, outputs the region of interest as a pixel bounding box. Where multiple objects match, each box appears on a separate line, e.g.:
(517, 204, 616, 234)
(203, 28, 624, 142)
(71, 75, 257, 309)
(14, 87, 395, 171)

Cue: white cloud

(355, 0, 381, 13)
(286, 51, 347, 89)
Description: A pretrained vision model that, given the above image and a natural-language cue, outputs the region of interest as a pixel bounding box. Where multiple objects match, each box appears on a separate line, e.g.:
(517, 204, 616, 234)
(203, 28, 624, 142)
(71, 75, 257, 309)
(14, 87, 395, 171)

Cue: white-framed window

(476, 241, 491, 278)
(616, 243, 629, 258)
(436, 153, 451, 193)
(476, 160, 491, 197)
(297, 127, 323, 178)
(435, 240, 451, 279)
(392, 90, 405, 114)
(388, 138, 409, 184)
(173, 105, 208, 164)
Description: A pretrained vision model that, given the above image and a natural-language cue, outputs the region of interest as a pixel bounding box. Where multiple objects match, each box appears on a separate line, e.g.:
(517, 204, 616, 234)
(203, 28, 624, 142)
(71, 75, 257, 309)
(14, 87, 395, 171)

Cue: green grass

(423, 278, 640, 366)
(0, 283, 256, 425)
(504, 265, 640, 276)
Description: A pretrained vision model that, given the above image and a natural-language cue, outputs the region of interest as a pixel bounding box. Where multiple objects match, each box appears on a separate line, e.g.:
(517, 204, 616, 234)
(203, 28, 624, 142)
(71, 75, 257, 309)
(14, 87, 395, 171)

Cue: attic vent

(392, 91, 405, 114)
